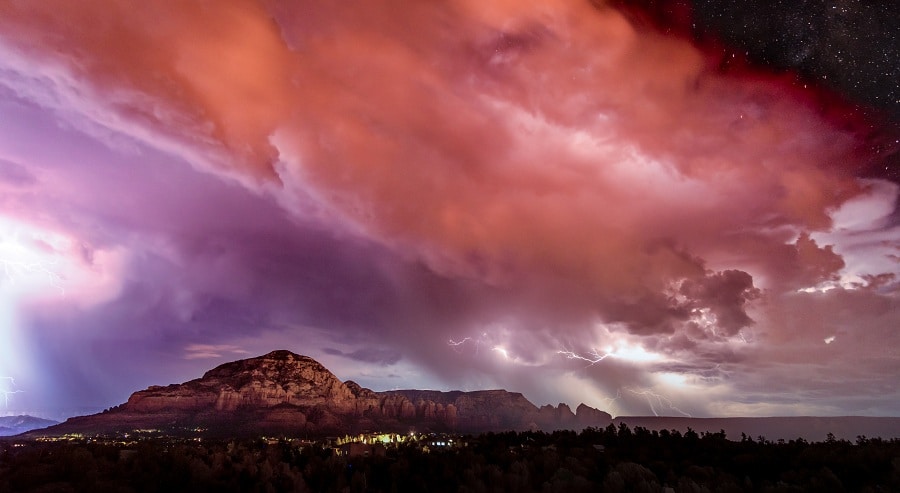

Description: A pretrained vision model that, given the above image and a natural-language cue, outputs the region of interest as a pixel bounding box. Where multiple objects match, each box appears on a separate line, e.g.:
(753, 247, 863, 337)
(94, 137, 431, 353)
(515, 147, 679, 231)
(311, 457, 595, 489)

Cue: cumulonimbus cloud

(0, 0, 896, 416)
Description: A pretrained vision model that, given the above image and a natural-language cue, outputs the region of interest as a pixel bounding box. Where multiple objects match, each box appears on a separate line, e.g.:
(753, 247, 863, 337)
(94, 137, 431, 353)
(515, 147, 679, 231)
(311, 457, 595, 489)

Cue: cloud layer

(0, 0, 896, 419)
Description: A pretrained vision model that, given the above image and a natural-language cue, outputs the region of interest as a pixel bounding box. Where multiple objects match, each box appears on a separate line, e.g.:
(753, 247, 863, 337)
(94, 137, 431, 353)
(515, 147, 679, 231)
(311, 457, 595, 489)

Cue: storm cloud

(0, 0, 896, 419)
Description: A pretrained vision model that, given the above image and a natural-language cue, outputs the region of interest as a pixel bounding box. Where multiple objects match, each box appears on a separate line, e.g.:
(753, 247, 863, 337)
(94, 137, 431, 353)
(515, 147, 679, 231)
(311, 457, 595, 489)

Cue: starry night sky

(627, 0, 899, 181)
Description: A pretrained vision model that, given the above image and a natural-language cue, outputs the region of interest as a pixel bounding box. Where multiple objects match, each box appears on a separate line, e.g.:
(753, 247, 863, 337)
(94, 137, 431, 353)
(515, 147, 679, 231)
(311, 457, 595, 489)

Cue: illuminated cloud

(0, 0, 895, 418)
(184, 344, 250, 360)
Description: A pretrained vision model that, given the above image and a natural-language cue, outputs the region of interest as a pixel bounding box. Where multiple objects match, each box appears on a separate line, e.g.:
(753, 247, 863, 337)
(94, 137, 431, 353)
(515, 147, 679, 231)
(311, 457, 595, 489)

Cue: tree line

(2, 423, 899, 492)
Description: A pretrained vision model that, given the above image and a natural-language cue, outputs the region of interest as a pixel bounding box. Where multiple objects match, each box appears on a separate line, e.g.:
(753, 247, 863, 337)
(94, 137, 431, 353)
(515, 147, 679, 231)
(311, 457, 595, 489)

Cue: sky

(0, 0, 897, 421)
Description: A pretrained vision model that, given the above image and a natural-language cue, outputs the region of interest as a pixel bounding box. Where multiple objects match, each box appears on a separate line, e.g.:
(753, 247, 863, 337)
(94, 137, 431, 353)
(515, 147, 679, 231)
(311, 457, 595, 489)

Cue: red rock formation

(33, 350, 612, 437)
(576, 403, 613, 428)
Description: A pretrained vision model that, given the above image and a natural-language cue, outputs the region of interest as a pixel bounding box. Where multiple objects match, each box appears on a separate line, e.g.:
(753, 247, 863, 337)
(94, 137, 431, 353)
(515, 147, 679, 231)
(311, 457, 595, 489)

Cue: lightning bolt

(624, 387, 692, 417)
(557, 340, 664, 366)
(492, 346, 509, 359)
(595, 388, 623, 416)
(448, 334, 518, 362)
(0, 377, 23, 408)
(557, 348, 613, 366)
(1, 258, 65, 294)
(448, 332, 490, 355)
(448, 337, 471, 347)
(0, 223, 69, 296)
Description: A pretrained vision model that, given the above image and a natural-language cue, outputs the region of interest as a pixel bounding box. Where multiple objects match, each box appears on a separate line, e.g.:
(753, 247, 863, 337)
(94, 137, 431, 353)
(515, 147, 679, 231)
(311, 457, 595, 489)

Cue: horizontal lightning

(557, 348, 613, 365)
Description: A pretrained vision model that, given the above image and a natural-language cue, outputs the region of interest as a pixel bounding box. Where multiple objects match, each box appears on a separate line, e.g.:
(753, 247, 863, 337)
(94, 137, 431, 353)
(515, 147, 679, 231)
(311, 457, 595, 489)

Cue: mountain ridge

(25, 350, 612, 437)
(0, 415, 58, 436)
(13, 351, 900, 440)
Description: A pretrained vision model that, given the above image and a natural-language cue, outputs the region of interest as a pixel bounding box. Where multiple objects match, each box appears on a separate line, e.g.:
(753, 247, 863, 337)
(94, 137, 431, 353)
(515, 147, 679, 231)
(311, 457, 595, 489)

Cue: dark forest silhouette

(3, 423, 899, 492)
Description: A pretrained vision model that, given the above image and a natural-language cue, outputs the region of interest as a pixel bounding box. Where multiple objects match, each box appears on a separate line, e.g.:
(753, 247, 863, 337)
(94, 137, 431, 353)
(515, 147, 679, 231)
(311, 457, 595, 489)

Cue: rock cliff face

(37, 350, 611, 437)
(125, 351, 360, 415)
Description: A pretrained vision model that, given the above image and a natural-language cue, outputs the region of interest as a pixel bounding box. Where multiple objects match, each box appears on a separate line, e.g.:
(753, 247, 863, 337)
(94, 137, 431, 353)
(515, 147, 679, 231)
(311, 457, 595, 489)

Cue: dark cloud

(679, 270, 760, 335)
(322, 348, 403, 367)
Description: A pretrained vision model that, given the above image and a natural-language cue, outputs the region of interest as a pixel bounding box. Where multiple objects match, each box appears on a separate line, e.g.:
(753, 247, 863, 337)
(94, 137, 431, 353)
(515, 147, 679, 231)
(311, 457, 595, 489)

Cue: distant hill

(26, 350, 612, 438)
(613, 415, 900, 442)
(0, 415, 58, 436)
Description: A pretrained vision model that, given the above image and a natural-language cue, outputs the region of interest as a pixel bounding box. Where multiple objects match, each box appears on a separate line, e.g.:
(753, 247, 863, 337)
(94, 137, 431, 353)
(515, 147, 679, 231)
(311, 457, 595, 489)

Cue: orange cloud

(0, 0, 872, 329)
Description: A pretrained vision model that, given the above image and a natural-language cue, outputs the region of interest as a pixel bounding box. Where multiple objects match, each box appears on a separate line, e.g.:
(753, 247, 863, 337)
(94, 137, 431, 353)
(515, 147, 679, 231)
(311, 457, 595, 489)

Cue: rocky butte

(32, 350, 611, 437)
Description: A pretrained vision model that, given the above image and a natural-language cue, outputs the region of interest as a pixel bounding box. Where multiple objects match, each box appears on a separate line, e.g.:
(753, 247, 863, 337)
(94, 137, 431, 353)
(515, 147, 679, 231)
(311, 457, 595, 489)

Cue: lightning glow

(0, 377, 23, 408)
(0, 217, 70, 297)
(625, 387, 693, 418)
(598, 388, 624, 416)
(448, 332, 492, 355)
(1, 257, 64, 294)
(0, 216, 126, 317)
(0, 217, 76, 413)
(657, 372, 689, 387)
(447, 337, 472, 347)
(557, 348, 613, 365)
(448, 330, 513, 357)
(557, 342, 665, 366)
(0, 229, 65, 294)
